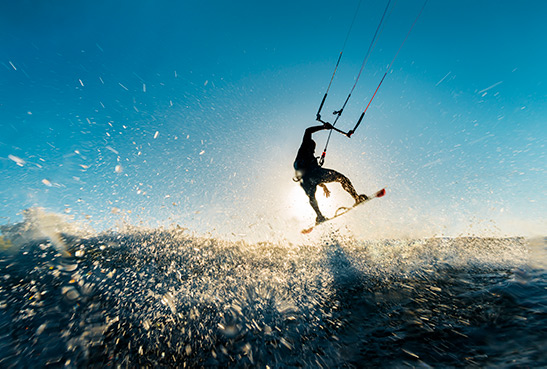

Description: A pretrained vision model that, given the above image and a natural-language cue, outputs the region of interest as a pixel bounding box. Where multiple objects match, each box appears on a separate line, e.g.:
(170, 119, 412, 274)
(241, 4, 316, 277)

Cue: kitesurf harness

(316, 0, 428, 166)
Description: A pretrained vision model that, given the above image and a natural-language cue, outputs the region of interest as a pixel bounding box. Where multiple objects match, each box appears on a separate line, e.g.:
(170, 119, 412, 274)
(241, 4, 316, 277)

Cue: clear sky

(1, 0, 545, 239)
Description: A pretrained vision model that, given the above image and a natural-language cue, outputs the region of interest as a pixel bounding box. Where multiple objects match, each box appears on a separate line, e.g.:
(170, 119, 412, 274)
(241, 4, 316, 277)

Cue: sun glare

(286, 183, 355, 223)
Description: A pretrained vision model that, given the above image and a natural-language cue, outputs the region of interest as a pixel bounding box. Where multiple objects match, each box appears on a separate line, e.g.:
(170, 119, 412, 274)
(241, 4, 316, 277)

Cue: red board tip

(376, 188, 386, 198)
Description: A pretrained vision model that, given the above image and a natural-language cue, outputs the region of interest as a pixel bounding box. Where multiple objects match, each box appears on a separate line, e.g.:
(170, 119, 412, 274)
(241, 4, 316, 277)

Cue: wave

(0, 210, 542, 368)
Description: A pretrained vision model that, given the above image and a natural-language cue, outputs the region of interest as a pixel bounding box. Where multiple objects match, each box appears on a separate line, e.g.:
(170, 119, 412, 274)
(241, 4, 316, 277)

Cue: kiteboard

(301, 188, 386, 234)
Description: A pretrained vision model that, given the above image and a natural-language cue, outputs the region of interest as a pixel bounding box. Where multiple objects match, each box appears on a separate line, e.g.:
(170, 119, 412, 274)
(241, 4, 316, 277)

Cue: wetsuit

(294, 124, 365, 223)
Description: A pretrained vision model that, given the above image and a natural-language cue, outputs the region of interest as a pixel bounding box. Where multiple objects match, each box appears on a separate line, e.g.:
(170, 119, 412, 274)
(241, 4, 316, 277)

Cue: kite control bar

(316, 115, 352, 138)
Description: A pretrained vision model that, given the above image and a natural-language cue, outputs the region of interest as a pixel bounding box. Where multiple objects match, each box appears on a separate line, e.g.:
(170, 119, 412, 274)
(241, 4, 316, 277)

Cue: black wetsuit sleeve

(303, 125, 326, 142)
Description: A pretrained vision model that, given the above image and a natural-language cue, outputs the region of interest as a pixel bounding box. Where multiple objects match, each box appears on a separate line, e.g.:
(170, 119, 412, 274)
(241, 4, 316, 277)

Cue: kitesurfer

(294, 123, 368, 224)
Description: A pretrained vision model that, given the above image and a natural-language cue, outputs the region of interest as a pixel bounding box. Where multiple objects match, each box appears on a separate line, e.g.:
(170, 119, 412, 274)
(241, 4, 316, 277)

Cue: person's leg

(301, 181, 326, 223)
(319, 168, 368, 203)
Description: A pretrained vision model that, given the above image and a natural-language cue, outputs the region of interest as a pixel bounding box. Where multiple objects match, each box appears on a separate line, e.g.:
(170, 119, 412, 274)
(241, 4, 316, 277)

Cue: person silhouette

(293, 123, 368, 224)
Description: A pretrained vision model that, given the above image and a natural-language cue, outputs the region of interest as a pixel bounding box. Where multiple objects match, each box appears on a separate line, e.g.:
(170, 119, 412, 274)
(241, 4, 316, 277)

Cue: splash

(1, 217, 538, 367)
(0, 208, 90, 257)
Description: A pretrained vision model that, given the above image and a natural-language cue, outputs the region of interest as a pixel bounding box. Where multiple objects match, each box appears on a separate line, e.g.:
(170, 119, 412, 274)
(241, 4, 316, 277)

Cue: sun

(286, 185, 314, 221)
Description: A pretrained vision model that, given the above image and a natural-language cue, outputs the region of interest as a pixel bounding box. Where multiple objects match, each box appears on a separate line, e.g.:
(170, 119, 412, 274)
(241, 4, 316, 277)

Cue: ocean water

(0, 212, 545, 368)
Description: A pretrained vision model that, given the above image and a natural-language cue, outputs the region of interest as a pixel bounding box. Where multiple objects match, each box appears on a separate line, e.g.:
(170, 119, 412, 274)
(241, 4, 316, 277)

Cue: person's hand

(323, 122, 333, 130)
(321, 184, 331, 198)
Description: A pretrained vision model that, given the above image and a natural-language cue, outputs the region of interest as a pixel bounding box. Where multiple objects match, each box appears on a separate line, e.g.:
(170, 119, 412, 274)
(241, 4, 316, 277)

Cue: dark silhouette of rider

(294, 122, 368, 224)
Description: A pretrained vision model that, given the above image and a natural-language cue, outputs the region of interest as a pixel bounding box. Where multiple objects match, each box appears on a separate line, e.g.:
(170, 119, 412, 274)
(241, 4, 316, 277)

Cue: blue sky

(1, 0, 545, 238)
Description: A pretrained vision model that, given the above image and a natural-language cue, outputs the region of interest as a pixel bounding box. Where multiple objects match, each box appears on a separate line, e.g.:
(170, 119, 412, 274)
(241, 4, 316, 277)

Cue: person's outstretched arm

(303, 123, 333, 141)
